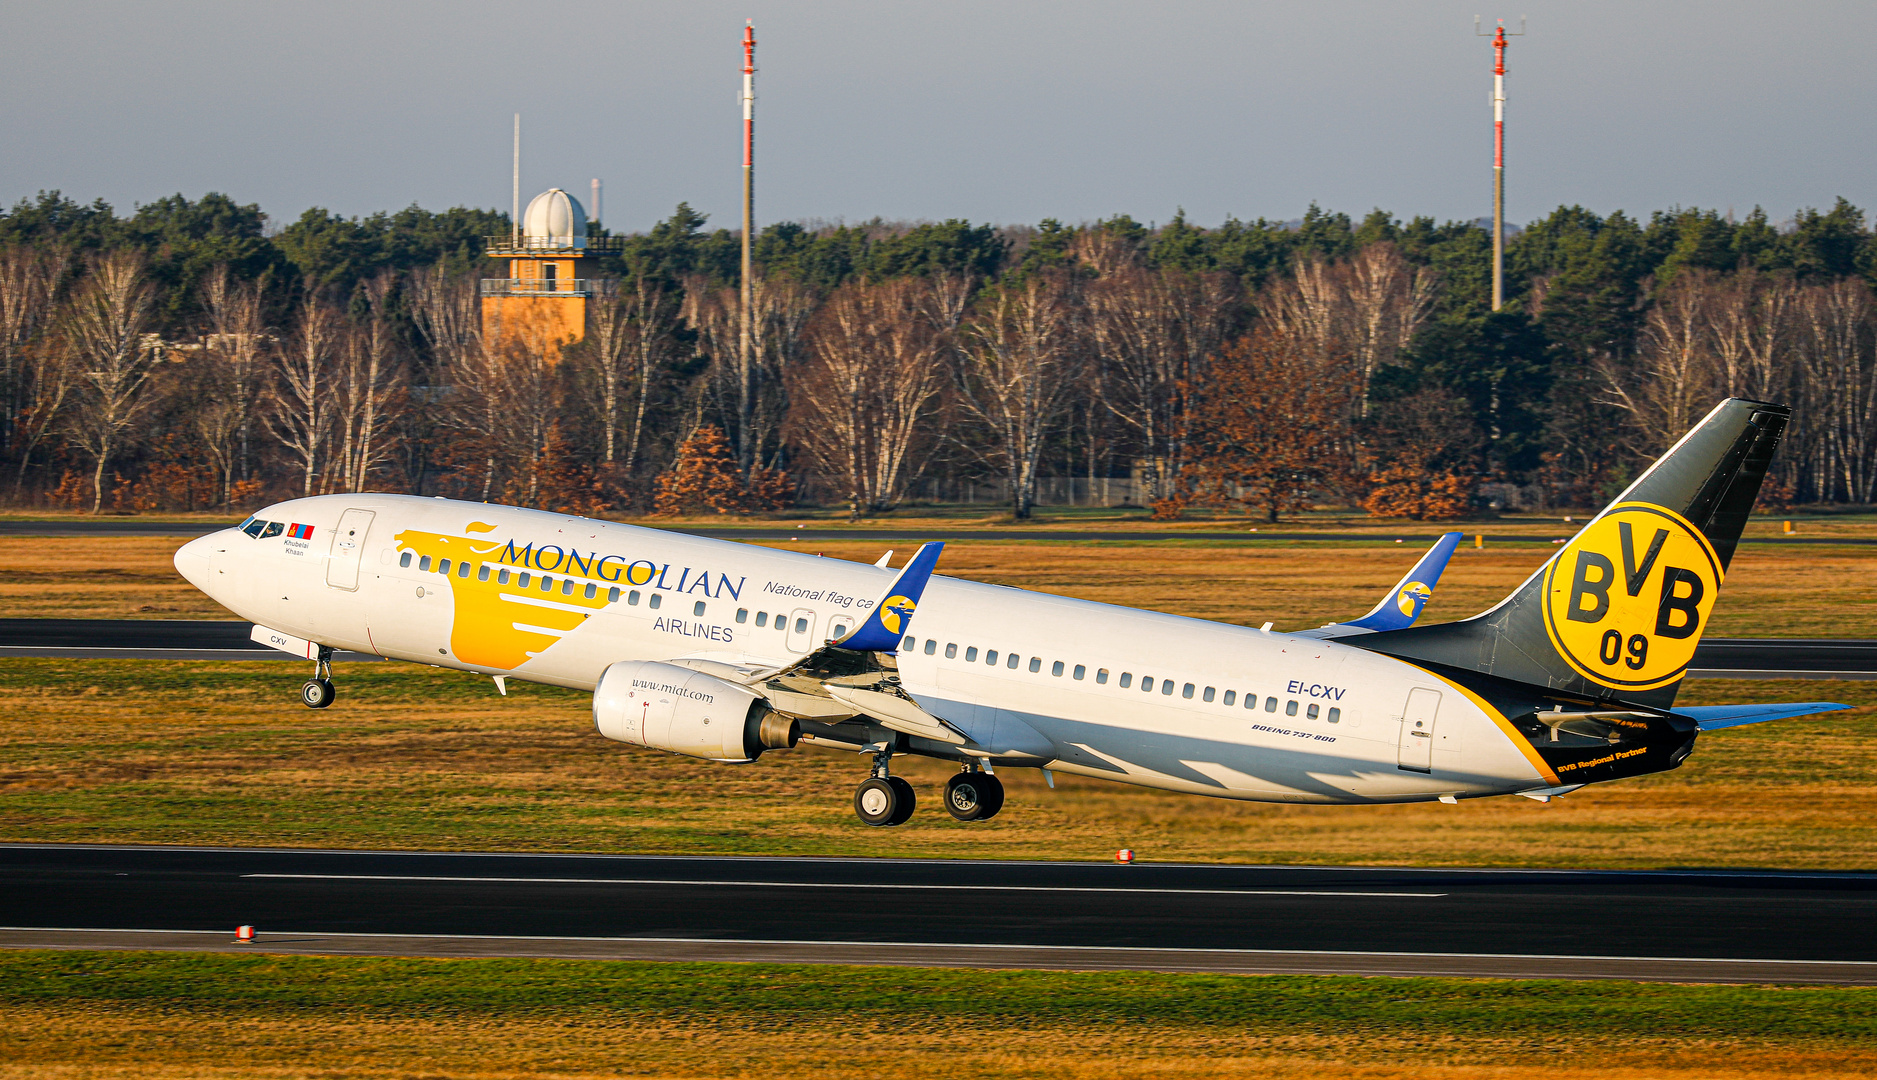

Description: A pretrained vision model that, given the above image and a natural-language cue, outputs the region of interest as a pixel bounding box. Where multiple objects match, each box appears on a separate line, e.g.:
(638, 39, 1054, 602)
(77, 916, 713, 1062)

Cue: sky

(3, 1, 1874, 235)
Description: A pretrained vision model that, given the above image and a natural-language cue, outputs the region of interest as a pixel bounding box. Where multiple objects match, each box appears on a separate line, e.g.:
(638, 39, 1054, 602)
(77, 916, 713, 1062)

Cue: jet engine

(593, 660, 799, 763)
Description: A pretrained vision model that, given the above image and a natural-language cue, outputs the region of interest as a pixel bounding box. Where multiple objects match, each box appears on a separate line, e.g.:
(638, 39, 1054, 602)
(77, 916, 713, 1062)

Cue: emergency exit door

(1397, 687, 1441, 772)
(325, 509, 375, 590)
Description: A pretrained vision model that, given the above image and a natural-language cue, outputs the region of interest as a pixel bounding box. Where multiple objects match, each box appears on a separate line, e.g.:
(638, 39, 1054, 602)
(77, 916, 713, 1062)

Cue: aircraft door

(325, 509, 376, 590)
(785, 608, 817, 653)
(1397, 687, 1440, 772)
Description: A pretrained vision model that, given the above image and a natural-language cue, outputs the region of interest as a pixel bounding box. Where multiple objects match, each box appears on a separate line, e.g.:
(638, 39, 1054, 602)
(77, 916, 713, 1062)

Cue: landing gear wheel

(885, 776, 916, 826)
(854, 777, 904, 827)
(945, 771, 1005, 822)
(300, 678, 336, 709)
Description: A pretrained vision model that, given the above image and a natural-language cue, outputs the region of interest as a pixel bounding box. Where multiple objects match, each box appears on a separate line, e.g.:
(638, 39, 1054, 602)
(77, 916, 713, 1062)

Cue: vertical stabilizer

(1353, 399, 1790, 708)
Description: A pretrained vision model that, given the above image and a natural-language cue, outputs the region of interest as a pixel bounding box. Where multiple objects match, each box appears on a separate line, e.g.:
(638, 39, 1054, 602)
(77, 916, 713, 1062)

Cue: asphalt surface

(2, 619, 1872, 677)
(3, 518, 1872, 544)
(1, 844, 1873, 983)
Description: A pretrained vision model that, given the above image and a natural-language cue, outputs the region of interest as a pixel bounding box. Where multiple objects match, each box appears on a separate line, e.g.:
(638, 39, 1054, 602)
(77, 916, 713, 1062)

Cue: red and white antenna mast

(1478, 16, 1525, 311)
(738, 19, 757, 462)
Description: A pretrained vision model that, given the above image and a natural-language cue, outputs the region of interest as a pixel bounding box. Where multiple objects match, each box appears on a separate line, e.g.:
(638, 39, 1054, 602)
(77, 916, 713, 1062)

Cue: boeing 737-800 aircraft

(174, 398, 1843, 826)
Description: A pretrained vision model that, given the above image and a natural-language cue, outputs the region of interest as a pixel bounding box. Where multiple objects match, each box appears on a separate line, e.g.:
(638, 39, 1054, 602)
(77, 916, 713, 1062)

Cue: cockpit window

(260, 521, 284, 538)
(241, 518, 266, 538)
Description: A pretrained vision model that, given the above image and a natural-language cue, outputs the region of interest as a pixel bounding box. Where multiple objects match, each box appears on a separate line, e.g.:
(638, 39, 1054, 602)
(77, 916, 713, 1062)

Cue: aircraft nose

(173, 533, 221, 592)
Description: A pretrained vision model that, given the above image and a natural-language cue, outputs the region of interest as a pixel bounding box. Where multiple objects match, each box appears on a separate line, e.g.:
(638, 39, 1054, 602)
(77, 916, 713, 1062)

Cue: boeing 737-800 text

(174, 399, 1844, 825)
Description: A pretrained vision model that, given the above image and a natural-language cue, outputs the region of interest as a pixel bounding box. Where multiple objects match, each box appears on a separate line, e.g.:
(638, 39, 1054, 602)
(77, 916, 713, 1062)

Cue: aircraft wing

(1673, 702, 1851, 731)
(1294, 532, 1464, 639)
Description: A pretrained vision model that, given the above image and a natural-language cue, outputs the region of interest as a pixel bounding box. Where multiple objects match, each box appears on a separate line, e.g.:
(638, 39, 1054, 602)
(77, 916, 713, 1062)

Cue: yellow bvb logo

(878, 595, 916, 635)
(1542, 502, 1722, 691)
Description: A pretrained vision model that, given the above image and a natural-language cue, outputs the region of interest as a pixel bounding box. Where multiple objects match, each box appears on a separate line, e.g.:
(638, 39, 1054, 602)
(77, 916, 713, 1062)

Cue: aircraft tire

(885, 776, 917, 826)
(301, 679, 336, 710)
(854, 777, 902, 827)
(944, 771, 1004, 822)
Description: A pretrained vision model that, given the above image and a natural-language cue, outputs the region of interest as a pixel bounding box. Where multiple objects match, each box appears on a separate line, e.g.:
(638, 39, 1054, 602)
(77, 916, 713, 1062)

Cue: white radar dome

(521, 188, 588, 249)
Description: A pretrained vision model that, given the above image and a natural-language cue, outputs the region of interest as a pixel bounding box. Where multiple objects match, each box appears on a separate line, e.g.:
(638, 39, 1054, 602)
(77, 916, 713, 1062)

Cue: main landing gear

(300, 647, 337, 710)
(852, 753, 1005, 827)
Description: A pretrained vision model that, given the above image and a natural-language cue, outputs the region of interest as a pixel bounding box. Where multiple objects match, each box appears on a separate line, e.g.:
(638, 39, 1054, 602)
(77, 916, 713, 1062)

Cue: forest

(1, 189, 1873, 520)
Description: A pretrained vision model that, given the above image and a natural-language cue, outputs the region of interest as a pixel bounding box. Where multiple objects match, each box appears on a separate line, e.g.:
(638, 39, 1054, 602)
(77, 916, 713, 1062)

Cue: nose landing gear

(300, 647, 336, 709)
(944, 767, 1005, 822)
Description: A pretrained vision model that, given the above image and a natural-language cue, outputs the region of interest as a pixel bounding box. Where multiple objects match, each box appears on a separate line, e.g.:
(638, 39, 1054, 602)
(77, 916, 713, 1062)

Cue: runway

(2, 618, 1872, 677)
(2, 844, 1873, 984)
(3, 518, 1871, 545)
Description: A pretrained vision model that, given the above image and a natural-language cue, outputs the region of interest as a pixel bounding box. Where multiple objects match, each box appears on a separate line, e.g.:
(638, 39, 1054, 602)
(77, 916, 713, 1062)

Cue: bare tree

(332, 272, 405, 491)
(584, 277, 678, 472)
(684, 276, 815, 474)
(267, 291, 341, 497)
(954, 272, 1085, 519)
(1258, 246, 1432, 413)
(1599, 273, 1724, 455)
(193, 267, 271, 506)
(1792, 279, 1877, 502)
(789, 277, 955, 517)
(60, 252, 158, 512)
(0, 246, 69, 474)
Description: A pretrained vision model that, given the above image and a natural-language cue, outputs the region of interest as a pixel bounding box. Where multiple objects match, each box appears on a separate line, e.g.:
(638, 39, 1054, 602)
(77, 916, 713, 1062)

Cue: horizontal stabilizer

(837, 541, 944, 653)
(1676, 702, 1850, 731)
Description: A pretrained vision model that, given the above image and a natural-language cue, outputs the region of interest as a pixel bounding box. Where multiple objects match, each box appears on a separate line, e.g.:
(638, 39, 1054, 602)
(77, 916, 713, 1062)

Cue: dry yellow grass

(4, 534, 1874, 635)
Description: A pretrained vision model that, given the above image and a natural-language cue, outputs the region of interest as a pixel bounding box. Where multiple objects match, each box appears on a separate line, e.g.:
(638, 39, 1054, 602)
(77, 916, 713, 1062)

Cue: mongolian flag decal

(288, 523, 315, 540)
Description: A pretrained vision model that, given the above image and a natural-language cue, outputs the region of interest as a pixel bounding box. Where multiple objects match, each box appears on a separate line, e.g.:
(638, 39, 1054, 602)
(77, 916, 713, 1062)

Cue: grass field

(5, 532, 1876, 634)
(0, 951, 1871, 1080)
(0, 657, 1870, 867)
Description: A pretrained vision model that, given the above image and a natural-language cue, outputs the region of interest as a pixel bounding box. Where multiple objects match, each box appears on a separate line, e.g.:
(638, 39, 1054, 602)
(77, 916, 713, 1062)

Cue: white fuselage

(174, 494, 1553, 804)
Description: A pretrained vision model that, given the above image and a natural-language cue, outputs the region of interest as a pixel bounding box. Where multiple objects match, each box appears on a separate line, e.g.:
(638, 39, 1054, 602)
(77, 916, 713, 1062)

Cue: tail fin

(1354, 398, 1790, 708)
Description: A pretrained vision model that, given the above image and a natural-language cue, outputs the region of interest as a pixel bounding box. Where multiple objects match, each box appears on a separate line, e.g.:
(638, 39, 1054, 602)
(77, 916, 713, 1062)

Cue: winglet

(835, 542, 944, 652)
(1341, 531, 1464, 632)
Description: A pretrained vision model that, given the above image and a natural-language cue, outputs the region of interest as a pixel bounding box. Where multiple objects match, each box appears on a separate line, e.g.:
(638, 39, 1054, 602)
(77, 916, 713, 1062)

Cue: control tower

(481, 188, 620, 350)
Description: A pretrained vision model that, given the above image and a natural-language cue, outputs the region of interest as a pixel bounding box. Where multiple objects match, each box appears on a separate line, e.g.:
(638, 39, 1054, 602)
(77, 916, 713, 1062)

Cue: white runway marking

(241, 873, 1446, 898)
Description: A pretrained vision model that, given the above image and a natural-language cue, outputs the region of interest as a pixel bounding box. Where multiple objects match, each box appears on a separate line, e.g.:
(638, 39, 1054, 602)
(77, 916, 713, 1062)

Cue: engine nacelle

(593, 660, 799, 763)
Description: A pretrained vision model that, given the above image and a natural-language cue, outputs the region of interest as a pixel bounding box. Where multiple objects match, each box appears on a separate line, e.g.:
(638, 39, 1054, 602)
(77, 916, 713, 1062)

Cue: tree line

(2, 189, 1874, 519)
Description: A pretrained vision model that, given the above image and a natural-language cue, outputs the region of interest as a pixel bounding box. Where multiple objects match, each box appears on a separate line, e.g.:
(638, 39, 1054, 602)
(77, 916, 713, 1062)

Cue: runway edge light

(235, 925, 254, 943)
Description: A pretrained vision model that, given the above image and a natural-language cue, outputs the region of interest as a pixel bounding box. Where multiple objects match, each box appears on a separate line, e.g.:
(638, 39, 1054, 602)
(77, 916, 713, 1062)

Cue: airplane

(173, 398, 1846, 826)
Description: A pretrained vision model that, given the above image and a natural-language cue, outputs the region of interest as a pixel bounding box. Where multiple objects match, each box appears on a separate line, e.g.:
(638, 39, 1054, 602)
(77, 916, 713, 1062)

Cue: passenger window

(1052, 661, 1064, 676)
(261, 522, 284, 538)
(1006, 653, 1020, 669)
(1245, 695, 1257, 709)
(517, 572, 530, 587)
(477, 565, 490, 582)
(399, 552, 412, 568)
(755, 612, 768, 627)
(1223, 690, 1236, 706)
(1328, 707, 1342, 723)
(1203, 687, 1215, 702)
(1182, 683, 1195, 699)
(945, 643, 958, 659)
(1265, 697, 1278, 712)
(986, 650, 998, 665)
(1164, 681, 1177, 696)
(540, 576, 553, 592)
(585, 583, 597, 599)
(925, 639, 938, 655)
(458, 562, 471, 578)
(608, 587, 621, 602)
(649, 594, 662, 609)
(1073, 664, 1085, 680)
(737, 609, 748, 624)
(1028, 657, 1041, 673)
(562, 579, 575, 595)
(833, 623, 849, 638)
(965, 647, 978, 662)
(1141, 677, 1154, 693)
(1307, 703, 1320, 719)
(1118, 672, 1131, 688)
(1096, 668, 1109, 684)
(1286, 700, 1299, 716)
(902, 636, 914, 650)
(795, 617, 808, 634)
(498, 569, 511, 585)
(419, 556, 432, 572)
(693, 601, 706, 616)
(628, 590, 641, 605)
(438, 558, 451, 575)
